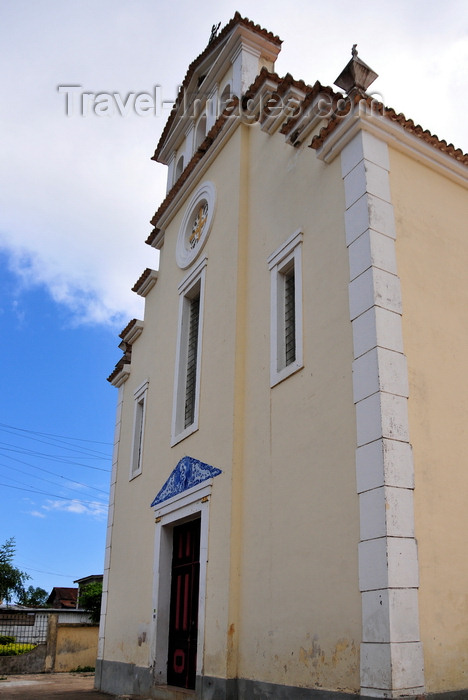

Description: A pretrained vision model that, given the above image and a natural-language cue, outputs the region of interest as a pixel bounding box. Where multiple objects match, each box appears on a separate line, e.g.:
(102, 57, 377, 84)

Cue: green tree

(17, 585, 49, 607)
(78, 582, 102, 623)
(0, 538, 30, 606)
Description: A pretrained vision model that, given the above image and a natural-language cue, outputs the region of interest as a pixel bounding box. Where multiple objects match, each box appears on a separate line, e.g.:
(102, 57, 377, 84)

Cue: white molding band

(98, 384, 124, 661)
(316, 103, 468, 191)
(341, 130, 424, 697)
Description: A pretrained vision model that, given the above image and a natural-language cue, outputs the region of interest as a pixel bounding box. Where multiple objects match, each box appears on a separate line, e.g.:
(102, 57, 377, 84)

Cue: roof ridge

(310, 94, 468, 164)
(148, 96, 239, 240)
(153, 14, 282, 161)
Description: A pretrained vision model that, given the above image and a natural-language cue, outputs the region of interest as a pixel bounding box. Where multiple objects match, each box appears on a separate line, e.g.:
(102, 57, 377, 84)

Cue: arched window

(219, 83, 232, 115)
(175, 155, 184, 182)
(194, 115, 206, 151)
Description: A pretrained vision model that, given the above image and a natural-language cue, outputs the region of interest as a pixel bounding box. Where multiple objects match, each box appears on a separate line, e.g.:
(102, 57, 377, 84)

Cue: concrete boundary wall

(0, 610, 98, 674)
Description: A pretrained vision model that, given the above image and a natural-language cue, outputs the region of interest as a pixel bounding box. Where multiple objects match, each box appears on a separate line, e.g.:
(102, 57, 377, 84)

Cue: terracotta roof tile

(148, 70, 336, 237)
(47, 587, 78, 609)
(149, 43, 467, 253)
(119, 318, 138, 340)
(132, 268, 152, 293)
(241, 69, 338, 143)
(132, 268, 158, 296)
(243, 65, 281, 95)
(106, 320, 140, 384)
(153, 14, 281, 161)
(279, 81, 338, 137)
(107, 348, 132, 384)
(310, 93, 468, 165)
(146, 227, 160, 247)
(147, 97, 239, 239)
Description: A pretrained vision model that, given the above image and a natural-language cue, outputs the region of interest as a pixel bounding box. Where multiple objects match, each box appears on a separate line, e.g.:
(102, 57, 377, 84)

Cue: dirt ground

(0, 672, 129, 699)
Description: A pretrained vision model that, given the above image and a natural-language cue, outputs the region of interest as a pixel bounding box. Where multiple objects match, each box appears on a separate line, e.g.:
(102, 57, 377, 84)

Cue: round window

(176, 181, 216, 268)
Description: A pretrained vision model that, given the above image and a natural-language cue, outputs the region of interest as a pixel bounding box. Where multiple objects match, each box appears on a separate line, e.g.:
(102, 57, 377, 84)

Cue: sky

(0, 0, 467, 600)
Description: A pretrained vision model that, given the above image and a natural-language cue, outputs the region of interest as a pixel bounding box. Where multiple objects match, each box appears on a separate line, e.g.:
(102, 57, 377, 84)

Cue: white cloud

(30, 510, 46, 519)
(43, 499, 108, 519)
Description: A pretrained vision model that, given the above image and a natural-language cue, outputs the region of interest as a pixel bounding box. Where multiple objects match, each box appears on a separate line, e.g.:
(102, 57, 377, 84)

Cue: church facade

(96, 14, 468, 699)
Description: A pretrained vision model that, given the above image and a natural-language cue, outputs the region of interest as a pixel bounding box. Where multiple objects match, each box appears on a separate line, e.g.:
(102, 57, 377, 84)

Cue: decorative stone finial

(334, 46, 378, 93)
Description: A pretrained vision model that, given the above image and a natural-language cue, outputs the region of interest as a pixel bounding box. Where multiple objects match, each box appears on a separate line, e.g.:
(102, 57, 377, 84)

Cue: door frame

(151, 481, 212, 686)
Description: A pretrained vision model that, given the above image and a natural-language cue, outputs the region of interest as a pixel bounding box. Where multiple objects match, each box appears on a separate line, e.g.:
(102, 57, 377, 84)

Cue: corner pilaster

(97, 385, 124, 664)
(341, 130, 424, 697)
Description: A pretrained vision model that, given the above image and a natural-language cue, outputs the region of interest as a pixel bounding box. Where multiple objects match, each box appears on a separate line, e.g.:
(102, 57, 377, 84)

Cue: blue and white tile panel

(151, 456, 222, 508)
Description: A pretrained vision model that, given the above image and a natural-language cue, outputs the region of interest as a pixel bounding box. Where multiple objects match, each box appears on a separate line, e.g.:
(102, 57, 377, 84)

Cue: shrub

(0, 636, 15, 645)
(0, 643, 35, 656)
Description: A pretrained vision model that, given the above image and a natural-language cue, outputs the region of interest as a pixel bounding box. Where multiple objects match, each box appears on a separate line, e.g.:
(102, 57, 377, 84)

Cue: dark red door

(167, 518, 200, 689)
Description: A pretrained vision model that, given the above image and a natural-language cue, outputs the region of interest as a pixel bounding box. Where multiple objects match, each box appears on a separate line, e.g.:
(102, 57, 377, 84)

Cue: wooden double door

(167, 518, 200, 689)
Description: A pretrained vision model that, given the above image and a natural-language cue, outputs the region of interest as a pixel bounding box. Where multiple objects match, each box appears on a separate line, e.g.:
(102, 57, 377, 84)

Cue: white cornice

(261, 85, 307, 136)
(230, 40, 260, 65)
(233, 24, 280, 64)
(247, 76, 280, 115)
(121, 319, 144, 345)
(157, 24, 280, 164)
(151, 114, 241, 244)
(134, 270, 158, 297)
(284, 96, 327, 146)
(314, 103, 468, 189)
(110, 366, 130, 388)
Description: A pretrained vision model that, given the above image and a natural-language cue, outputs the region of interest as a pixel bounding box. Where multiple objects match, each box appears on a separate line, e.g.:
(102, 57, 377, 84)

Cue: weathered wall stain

(299, 634, 323, 668)
(55, 625, 99, 672)
(295, 636, 358, 690)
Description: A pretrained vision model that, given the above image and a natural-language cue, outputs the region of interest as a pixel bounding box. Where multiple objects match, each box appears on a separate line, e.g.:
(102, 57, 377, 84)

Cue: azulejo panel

(150, 455, 222, 507)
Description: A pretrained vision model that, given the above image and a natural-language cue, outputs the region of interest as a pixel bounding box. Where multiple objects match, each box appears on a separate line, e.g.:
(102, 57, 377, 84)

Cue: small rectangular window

(184, 294, 200, 429)
(172, 258, 207, 444)
(283, 263, 296, 367)
(130, 380, 148, 479)
(268, 230, 303, 386)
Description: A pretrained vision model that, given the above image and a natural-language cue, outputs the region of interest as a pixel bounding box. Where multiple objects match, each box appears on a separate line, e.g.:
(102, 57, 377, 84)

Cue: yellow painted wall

(103, 129, 245, 674)
(55, 624, 98, 672)
(391, 148, 468, 693)
(235, 124, 360, 691)
(103, 117, 361, 692)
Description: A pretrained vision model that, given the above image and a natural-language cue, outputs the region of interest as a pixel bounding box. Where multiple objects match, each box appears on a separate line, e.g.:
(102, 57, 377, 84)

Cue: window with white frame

(130, 380, 149, 479)
(171, 258, 207, 444)
(268, 229, 303, 386)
